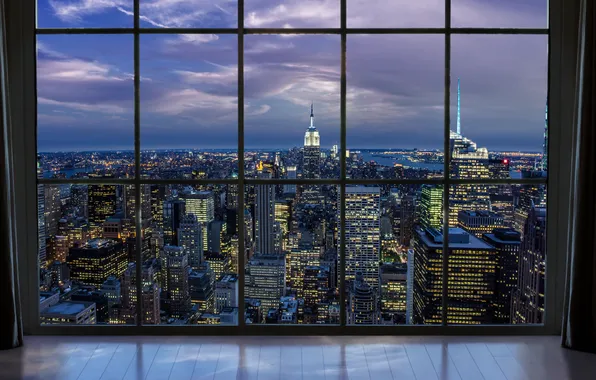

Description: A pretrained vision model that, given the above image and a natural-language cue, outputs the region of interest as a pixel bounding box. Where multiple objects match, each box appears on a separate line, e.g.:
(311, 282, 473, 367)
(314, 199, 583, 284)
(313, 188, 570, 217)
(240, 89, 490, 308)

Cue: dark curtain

(0, 0, 23, 350)
(562, 0, 596, 354)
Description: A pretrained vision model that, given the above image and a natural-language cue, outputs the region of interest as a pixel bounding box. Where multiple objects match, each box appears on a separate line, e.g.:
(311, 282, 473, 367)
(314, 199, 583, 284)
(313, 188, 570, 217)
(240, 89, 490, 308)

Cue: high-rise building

(380, 263, 408, 324)
(44, 185, 61, 237)
(204, 251, 232, 283)
(208, 220, 227, 253)
(343, 186, 381, 289)
(150, 184, 165, 230)
(303, 103, 321, 179)
(100, 275, 121, 307)
(183, 191, 215, 251)
(178, 214, 203, 270)
(512, 206, 547, 324)
(399, 194, 416, 247)
(123, 184, 151, 227)
(483, 228, 521, 324)
(88, 183, 117, 238)
(67, 238, 127, 288)
(413, 227, 497, 325)
(163, 199, 185, 246)
(255, 182, 276, 255)
(348, 272, 378, 324)
(458, 210, 505, 237)
(245, 255, 286, 319)
(215, 274, 238, 313)
(164, 245, 191, 319)
(419, 185, 443, 231)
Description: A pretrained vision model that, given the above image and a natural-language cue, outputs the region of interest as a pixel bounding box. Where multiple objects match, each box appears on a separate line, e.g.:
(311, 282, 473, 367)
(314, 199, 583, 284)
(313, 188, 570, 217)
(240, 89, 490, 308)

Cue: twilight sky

(36, 0, 548, 152)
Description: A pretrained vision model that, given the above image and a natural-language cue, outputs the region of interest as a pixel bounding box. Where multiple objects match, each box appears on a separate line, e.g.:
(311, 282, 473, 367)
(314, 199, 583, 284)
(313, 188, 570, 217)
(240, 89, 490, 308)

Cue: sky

(36, 0, 548, 152)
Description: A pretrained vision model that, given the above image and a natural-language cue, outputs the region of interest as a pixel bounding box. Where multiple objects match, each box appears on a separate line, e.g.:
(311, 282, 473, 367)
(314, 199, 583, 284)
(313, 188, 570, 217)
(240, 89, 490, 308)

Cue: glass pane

(140, 34, 238, 180)
(450, 35, 548, 178)
(447, 184, 547, 324)
(37, 0, 133, 28)
(348, 0, 445, 28)
(452, 0, 548, 28)
(38, 183, 137, 325)
(244, 35, 340, 179)
(140, 0, 237, 28)
(37, 35, 134, 179)
(347, 35, 445, 180)
(343, 184, 442, 325)
(245, 0, 339, 28)
(245, 184, 339, 324)
(142, 184, 239, 325)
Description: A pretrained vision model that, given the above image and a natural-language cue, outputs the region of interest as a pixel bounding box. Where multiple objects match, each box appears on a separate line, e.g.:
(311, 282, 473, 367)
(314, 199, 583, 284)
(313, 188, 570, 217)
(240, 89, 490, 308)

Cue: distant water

(359, 152, 444, 171)
(43, 167, 93, 179)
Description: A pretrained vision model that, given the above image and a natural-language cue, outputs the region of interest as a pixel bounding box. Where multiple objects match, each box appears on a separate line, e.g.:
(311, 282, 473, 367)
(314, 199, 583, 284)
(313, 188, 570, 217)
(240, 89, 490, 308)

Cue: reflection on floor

(0, 335, 594, 380)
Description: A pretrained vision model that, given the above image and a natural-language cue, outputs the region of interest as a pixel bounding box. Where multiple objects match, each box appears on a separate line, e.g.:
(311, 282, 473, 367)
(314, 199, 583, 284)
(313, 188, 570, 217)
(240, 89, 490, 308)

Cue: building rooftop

(83, 238, 117, 249)
(417, 227, 494, 250)
(41, 301, 94, 316)
(459, 210, 502, 218)
(218, 274, 238, 283)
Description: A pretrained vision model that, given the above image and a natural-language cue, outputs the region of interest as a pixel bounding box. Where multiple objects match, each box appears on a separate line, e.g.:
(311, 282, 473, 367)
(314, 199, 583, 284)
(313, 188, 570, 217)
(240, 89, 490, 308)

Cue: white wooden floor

(0, 335, 594, 380)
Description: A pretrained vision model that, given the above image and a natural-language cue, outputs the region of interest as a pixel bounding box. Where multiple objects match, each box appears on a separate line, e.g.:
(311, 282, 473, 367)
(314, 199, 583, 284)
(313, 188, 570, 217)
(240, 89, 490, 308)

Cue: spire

(457, 78, 461, 135)
(310, 102, 314, 128)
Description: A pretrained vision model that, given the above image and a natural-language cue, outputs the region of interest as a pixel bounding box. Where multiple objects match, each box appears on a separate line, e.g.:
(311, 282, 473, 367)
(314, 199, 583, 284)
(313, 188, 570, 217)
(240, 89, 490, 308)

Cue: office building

(255, 181, 276, 255)
(303, 103, 320, 179)
(178, 214, 203, 270)
(343, 186, 381, 289)
(88, 183, 117, 238)
(245, 255, 286, 319)
(419, 185, 443, 230)
(163, 199, 186, 246)
(399, 194, 417, 247)
(483, 228, 521, 324)
(183, 190, 215, 251)
(380, 263, 408, 324)
(164, 245, 191, 319)
(413, 227, 497, 325)
(348, 272, 378, 325)
(67, 239, 127, 288)
(215, 274, 239, 313)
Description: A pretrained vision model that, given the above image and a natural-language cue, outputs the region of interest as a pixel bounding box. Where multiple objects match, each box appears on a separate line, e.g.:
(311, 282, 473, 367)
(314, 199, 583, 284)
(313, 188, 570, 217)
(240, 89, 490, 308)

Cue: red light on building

(503, 159, 509, 164)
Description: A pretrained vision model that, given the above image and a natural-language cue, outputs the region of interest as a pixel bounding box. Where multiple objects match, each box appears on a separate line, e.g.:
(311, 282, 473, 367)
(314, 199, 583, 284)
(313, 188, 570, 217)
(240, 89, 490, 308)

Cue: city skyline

(36, 0, 547, 152)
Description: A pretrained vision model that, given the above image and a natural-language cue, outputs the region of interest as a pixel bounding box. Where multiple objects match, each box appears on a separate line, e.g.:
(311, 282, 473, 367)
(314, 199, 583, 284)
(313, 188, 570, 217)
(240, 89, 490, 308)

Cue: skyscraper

(512, 206, 547, 324)
(458, 210, 505, 237)
(164, 245, 191, 319)
(343, 186, 381, 289)
(413, 227, 497, 325)
(399, 194, 416, 247)
(183, 190, 215, 251)
(483, 228, 521, 324)
(88, 183, 117, 238)
(163, 199, 186, 246)
(245, 255, 286, 320)
(255, 180, 276, 255)
(303, 103, 321, 179)
(419, 185, 443, 231)
(178, 214, 203, 270)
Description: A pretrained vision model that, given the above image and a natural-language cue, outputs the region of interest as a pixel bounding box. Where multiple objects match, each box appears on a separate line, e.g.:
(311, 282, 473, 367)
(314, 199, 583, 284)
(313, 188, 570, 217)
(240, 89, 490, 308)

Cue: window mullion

(442, 0, 452, 328)
(237, 0, 246, 330)
(339, 0, 347, 327)
(133, 0, 142, 328)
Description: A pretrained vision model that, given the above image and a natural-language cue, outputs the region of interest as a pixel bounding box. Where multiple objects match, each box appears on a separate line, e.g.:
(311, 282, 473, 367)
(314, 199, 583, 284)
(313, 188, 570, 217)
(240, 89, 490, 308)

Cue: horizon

(36, 0, 548, 153)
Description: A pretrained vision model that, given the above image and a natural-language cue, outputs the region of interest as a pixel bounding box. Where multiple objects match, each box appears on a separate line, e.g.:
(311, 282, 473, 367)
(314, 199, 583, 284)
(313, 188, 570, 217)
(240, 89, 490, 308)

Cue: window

(34, 0, 550, 329)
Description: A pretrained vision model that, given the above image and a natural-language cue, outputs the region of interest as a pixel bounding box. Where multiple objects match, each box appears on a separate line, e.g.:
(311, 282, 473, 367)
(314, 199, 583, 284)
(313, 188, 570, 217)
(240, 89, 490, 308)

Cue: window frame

(9, 0, 573, 335)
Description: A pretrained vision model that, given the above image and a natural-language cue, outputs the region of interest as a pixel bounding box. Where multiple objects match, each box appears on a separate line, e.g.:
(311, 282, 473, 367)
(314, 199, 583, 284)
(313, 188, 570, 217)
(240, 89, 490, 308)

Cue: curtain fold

(0, 0, 23, 350)
(562, 0, 596, 354)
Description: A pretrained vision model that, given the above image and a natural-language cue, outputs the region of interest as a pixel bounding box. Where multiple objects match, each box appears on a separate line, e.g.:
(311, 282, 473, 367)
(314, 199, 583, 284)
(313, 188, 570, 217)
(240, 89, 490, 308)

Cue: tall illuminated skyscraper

(88, 183, 117, 238)
(343, 186, 381, 289)
(163, 199, 185, 246)
(419, 185, 443, 230)
(183, 190, 215, 251)
(399, 194, 416, 247)
(164, 245, 191, 319)
(413, 227, 496, 325)
(483, 228, 521, 324)
(303, 103, 321, 179)
(178, 214, 203, 270)
(245, 255, 286, 319)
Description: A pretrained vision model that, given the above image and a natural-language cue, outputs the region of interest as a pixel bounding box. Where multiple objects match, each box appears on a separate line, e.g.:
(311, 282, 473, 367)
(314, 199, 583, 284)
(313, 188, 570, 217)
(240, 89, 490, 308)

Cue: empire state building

(303, 103, 321, 179)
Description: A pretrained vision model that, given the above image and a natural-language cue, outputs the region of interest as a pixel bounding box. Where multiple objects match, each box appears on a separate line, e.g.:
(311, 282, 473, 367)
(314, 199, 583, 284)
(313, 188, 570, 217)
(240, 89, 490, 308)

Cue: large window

(35, 0, 549, 328)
